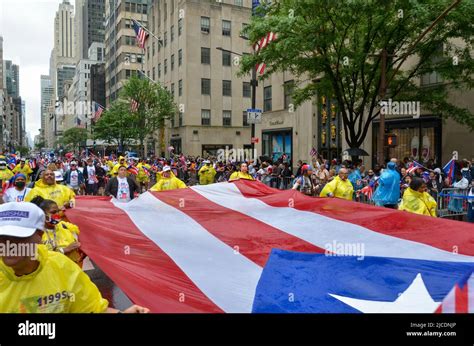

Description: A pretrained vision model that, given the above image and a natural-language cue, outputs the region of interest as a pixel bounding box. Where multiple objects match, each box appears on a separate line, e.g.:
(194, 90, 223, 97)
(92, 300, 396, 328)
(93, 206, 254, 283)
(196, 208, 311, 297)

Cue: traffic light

(385, 134, 397, 147)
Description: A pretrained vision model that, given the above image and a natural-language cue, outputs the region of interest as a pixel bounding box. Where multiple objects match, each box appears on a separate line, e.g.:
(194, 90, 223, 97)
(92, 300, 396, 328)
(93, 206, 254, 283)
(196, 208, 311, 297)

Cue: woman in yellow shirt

(399, 177, 437, 217)
(229, 163, 255, 181)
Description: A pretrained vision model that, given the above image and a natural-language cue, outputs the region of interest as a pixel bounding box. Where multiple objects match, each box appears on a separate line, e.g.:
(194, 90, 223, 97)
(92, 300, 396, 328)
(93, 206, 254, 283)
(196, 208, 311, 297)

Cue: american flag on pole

(254, 32, 278, 75)
(132, 19, 149, 49)
(406, 160, 424, 174)
(66, 180, 474, 313)
(130, 99, 139, 113)
(94, 102, 105, 121)
(310, 147, 317, 157)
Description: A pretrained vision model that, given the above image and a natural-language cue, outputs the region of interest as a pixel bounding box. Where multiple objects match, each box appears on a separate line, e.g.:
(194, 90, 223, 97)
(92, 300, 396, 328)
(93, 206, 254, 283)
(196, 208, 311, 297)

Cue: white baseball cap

(0, 202, 45, 238)
(162, 166, 171, 172)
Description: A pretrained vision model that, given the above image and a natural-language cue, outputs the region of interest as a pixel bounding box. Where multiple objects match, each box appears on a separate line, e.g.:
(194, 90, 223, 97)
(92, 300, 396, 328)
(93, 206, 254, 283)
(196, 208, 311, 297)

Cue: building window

(284, 80, 294, 109)
(171, 114, 175, 127)
(164, 59, 168, 74)
(243, 82, 251, 98)
(223, 111, 232, 126)
(201, 78, 211, 95)
(201, 17, 210, 33)
(179, 112, 183, 126)
(264, 86, 272, 112)
(222, 50, 231, 66)
(201, 109, 211, 125)
(235, 0, 243, 5)
(201, 47, 211, 64)
(158, 64, 161, 78)
(222, 20, 231, 36)
(152, 41, 155, 56)
(164, 31, 167, 47)
(179, 79, 183, 96)
(223, 80, 232, 96)
(178, 49, 183, 66)
(178, 18, 183, 36)
(152, 67, 156, 80)
(171, 25, 175, 42)
(243, 111, 249, 126)
(171, 54, 175, 71)
(171, 83, 175, 98)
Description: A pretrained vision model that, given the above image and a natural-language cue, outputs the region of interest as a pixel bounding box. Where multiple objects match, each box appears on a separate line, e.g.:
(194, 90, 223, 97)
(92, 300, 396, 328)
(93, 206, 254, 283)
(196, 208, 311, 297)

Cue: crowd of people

(0, 152, 472, 219)
(1, 150, 473, 313)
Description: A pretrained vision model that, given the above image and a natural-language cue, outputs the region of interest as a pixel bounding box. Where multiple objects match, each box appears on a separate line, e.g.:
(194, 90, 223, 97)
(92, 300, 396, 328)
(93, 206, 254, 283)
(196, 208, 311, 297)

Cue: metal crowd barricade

(262, 176, 294, 190)
(437, 188, 471, 218)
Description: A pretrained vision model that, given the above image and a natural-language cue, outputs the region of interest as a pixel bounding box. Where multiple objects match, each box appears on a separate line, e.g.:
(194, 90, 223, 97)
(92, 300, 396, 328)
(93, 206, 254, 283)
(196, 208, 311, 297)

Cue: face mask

(15, 181, 26, 188)
(47, 213, 61, 225)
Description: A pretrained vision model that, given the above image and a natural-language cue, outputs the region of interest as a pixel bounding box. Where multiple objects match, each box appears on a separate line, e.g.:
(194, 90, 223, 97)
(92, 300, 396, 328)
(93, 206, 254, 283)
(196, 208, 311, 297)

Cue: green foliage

(240, 0, 474, 147)
(61, 127, 88, 151)
(93, 101, 137, 149)
(94, 76, 178, 155)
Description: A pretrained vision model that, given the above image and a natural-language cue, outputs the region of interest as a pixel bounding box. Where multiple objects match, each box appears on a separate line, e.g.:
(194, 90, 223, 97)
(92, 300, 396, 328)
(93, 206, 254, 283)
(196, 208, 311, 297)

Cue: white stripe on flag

(112, 193, 262, 313)
(191, 183, 474, 263)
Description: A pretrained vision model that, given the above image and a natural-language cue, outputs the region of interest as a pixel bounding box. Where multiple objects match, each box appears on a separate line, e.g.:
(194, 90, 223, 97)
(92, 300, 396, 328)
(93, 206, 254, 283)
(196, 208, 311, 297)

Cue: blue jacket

(349, 168, 363, 191)
(373, 162, 401, 206)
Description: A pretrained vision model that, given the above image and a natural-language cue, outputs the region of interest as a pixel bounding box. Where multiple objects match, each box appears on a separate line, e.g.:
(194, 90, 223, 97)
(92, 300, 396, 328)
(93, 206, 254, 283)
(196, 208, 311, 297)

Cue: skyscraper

(105, 0, 148, 105)
(75, 0, 106, 60)
(55, 0, 75, 59)
(4, 61, 20, 98)
(40, 75, 54, 136)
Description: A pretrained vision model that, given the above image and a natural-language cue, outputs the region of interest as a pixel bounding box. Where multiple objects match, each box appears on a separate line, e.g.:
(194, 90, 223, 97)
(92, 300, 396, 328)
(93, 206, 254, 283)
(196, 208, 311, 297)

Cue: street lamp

(216, 47, 258, 151)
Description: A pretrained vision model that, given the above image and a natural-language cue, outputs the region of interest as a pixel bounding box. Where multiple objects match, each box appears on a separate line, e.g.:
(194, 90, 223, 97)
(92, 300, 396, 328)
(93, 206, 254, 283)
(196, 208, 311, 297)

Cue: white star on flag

(329, 273, 440, 313)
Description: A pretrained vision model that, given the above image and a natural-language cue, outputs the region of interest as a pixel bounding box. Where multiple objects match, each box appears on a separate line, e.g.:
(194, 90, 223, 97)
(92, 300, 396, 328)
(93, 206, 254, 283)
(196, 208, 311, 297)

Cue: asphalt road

(83, 257, 133, 311)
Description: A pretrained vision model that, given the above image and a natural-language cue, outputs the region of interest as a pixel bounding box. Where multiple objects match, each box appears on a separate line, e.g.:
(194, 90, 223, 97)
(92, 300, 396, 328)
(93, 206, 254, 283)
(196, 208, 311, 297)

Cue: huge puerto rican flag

(66, 180, 474, 313)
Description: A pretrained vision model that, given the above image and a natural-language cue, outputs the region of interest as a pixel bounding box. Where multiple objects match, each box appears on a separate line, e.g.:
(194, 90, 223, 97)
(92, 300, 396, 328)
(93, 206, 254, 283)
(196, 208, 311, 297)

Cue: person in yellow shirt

(399, 177, 437, 217)
(0, 202, 150, 313)
(150, 166, 186, 191)
(0, 160, 14, 187)
(111, 156, 127, 176)
(229, 162, 255, 181)
(13, 158, 33, 182)
(24, 169, 75, 215)
(30, 196, 83, 266)
(105, 157, 115, 177)
(319, 168, 354, 201)
(198, 160, 216, 185)
(136, 159, 151, 192)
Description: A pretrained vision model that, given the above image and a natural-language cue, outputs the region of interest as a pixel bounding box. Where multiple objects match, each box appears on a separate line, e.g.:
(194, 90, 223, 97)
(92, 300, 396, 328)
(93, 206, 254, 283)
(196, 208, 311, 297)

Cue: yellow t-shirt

(0, 245, 108, 313)
(25, 180, 75, 210)
(319, 176, 354, 201)
(13, 164, 33, 181)
(42, 221, 81, 263)
(229, 171, 255, 181)
(150, 176, 186, 191)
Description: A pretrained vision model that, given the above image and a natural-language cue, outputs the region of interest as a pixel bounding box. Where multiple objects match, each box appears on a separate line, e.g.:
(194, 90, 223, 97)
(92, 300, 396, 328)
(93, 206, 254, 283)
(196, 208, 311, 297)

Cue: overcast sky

(0, 0, 63, 143)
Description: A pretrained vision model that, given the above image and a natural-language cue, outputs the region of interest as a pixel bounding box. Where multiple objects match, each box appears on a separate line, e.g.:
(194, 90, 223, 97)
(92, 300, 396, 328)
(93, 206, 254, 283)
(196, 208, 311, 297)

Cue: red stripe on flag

(233, 180, 474, 256)
(66, 196, 222, 313)
(455, 285, 468, 313)
(149, 189, 324, 267)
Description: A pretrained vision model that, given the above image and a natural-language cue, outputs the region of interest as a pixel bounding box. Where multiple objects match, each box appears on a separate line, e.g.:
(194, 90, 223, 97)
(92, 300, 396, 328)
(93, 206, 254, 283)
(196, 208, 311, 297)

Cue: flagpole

(137, 69, 156, 84)
(133, 19, 163, 45)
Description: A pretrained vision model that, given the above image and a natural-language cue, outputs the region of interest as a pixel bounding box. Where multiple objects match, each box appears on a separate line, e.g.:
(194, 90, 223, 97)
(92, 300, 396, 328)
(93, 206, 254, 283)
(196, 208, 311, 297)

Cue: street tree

(61, 127, 88, 153)
(93, 101, 137, 152)
(120, 76, 178, 156)
(240, 0, 474, 151)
